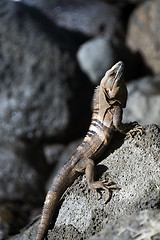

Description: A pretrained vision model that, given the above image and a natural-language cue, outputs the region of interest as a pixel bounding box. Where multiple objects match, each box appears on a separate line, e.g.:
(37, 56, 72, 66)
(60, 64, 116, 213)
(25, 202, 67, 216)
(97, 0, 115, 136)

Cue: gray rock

(20, 0, 36, 6)
(0, 202, 33, 239)
(90, 209, 160, 240)
(77, 35, 144, 84)
(0, 142, 44, 203)
(102, 0, 144, 2)
(126, 0, 160, 74)
(0, 0, 92, 143)
(8, 124, 160, 239)
(0, 141, 46, 238)
(77, 37, 125, 84)
(124, 75, 160, 125)
(43, 143, 65, 165)
(26, 0, 123, 37)
(77, 37, 116, 84)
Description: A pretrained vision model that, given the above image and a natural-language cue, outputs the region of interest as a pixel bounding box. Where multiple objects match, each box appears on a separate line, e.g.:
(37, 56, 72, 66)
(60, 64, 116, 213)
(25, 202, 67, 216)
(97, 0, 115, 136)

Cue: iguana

(36, 61, 129, 240)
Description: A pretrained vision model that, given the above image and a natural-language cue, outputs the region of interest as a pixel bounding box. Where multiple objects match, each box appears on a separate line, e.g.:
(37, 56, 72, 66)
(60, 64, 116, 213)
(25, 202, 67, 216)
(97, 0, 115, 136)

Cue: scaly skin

(36, 61, 128, 240)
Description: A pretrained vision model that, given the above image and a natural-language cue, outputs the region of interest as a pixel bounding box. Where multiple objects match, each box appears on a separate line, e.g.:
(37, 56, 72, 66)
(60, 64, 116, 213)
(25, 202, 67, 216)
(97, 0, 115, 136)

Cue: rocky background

(0, 0, 160, 239)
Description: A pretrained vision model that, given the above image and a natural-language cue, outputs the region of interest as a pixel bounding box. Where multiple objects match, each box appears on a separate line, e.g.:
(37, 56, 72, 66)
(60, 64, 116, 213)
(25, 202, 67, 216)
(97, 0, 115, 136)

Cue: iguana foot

(88, 180, 118, 203)
(125, 121, 143, 139)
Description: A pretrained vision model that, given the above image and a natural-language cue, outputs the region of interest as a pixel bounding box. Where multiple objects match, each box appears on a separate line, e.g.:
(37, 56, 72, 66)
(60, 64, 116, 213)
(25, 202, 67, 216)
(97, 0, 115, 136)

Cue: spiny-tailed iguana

(36, 61, 130, 240)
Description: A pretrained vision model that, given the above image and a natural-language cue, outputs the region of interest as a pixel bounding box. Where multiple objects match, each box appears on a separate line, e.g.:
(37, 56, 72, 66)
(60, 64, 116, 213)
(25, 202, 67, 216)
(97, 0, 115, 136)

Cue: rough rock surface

(126, 0, 160, 74)
(8, 124, 160, 240)
(123, 75, 160, 126)
(0, 0, 93, 143)
(90, 209, 160, 240)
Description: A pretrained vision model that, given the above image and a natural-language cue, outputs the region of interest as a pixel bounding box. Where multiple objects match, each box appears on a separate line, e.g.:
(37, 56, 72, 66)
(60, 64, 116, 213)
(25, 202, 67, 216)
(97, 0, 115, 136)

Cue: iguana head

(100, 61, 127, 108)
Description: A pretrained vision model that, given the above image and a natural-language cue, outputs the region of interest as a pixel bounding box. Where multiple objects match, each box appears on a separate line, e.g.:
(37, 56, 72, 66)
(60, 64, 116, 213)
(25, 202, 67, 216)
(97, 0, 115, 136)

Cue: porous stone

(8, 124, 160, 240)
(90, 209, 160, 240)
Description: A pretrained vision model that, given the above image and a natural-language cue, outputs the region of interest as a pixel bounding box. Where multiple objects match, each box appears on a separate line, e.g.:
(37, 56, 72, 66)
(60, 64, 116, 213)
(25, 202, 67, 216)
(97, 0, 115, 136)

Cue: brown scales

(36, 61, 139, 240)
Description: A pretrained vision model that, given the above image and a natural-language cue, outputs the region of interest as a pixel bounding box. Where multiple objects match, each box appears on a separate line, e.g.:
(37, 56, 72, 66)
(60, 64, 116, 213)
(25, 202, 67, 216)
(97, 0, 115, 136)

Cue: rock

(129, 0, 145, 3)
(90, 209, 160, 240)
(77, 36, 148, 85)
(0, 0, 93, 143)
(0, 141, 46, 239)
(21, 0, 36, 6)
(43, 143, 65, 165)
(123, 75, 160, 125)
(26, 0, 123, 37)
(101, 0, 144, 3)
(0, 142, 44, 204)
(77, 37, 118, 84)
(126, 0, 160, 74)
(0, 203, 33, 239)
(8, 124, 160, 239)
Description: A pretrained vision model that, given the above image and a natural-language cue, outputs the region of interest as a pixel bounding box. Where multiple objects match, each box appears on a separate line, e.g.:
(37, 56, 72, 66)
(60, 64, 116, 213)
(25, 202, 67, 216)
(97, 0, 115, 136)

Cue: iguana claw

(90, 180, 119, 203)
(125, 122, 143, 139)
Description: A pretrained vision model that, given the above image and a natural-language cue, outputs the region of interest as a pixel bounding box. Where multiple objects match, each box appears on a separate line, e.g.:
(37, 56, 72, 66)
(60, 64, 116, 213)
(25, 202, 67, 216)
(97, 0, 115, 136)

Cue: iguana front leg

(112, 107, 143, 137)
(75, 158, 118, 203)
(112, 106, 127, 134)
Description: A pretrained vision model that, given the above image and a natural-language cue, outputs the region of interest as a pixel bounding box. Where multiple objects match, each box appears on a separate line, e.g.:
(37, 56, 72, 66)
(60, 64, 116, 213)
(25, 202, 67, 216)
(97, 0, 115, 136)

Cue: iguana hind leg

(75, 158, 118, 203)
